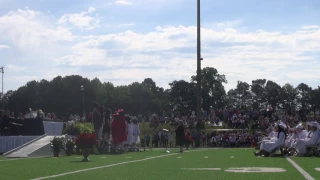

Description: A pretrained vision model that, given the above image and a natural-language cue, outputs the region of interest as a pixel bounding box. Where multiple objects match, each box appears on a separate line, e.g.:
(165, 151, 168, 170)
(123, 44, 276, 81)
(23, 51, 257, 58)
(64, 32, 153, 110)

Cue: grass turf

(290, 156, 320, 179)
(1, 148, 319, 180)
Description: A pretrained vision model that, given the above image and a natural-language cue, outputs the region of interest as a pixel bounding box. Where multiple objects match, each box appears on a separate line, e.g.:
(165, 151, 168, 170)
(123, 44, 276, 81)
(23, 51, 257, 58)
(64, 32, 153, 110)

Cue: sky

(1, 0, 320, 93)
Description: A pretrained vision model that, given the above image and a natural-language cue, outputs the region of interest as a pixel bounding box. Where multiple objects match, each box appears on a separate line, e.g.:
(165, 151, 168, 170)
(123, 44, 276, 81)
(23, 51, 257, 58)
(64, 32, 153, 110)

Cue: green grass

(290, 156, 320, 179)
(1, 148, 319, 180)
(139, 122, 222, 137)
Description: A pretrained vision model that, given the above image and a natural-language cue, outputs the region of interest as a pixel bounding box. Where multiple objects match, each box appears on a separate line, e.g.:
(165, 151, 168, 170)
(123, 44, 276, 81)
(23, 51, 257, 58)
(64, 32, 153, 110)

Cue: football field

(1, 148, 319, 180)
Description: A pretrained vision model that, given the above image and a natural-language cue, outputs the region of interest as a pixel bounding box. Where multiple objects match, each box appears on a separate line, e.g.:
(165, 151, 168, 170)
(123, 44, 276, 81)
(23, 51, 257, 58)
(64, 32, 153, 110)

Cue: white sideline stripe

(30, 153, 176, 180)
(0, 157, 44, 162)
(30, 149, 207, 180)
(285, 157, 315, 180)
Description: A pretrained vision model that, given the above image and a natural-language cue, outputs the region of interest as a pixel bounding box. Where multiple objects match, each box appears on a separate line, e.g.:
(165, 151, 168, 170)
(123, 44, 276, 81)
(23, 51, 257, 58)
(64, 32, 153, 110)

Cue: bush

(50, 137, 64, 152)
(63, 123, 94, 135)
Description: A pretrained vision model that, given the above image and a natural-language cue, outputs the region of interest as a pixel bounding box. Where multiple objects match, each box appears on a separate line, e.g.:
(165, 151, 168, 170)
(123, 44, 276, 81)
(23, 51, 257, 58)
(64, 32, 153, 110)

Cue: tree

(309, 87, 320, 110)
(296, 83, 312, 113)
(169, 80, 196, 113)
(191, 67, 227, 110)
(265, 80, 283, 108)
(251, 79, 267, 108)
(281, 83, 299, 113)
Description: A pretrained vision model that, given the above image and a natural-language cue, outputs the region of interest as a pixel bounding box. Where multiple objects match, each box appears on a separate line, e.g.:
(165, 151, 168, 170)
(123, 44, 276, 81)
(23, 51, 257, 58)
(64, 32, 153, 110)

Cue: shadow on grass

(70, 160, 93, 163)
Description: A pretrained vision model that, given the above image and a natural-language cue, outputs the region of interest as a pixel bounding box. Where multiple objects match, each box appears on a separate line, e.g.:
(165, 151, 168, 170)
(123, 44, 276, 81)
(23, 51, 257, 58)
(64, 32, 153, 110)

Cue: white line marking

(315, 168, 320, 172)
(182, 168, 221, 171)
(30, 153, 177, 180)
(225, 167, 286, 173)
(285, 157, 315, 180)
(29, 149, 208, 180)
(0, 157, 46, 162)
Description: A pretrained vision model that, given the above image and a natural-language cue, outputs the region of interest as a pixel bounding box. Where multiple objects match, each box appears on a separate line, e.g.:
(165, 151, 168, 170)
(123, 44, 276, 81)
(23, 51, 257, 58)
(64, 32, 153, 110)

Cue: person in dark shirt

(175, 121, 185, 153)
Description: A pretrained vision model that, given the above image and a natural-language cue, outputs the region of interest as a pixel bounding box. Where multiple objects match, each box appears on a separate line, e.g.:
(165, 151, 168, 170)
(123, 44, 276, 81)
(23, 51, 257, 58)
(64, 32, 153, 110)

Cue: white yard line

(285, 157, 315, 180)
(30, 153, 176, 180)
(30, 149, 207, 180)
(0, 157, 44, 162)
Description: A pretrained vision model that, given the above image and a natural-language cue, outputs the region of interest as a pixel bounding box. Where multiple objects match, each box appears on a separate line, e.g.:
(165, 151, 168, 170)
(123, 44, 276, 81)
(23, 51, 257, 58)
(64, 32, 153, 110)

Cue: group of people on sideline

(255, 121, 320, 156)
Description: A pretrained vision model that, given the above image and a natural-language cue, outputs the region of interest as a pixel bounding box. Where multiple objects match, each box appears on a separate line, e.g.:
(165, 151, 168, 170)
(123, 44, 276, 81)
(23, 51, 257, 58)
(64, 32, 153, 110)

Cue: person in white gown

(132, 118, 140, 147)
(295, 122, 320, 156)
(255, 122, 287, 156)
(286, 124, 307, 155)
(285, 128, 296, 148)
(125, 120, 133, 146)
(259, 126, 277, 150)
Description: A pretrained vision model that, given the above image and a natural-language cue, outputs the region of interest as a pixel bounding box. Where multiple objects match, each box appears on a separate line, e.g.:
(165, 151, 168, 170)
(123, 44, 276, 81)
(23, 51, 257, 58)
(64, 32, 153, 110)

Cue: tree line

(1, 67, 320, 117)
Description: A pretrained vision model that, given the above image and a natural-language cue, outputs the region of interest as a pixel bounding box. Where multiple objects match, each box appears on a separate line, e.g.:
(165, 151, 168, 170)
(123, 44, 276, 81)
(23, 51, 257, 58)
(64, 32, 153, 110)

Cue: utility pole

(81, 85, 84, 115)
(0, 67, 3, 109)
(196, 0, 202, 122)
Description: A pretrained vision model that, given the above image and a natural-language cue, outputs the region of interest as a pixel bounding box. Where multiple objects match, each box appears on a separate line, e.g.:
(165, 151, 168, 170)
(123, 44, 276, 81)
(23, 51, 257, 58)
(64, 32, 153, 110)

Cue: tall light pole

(80, 85, 84, 115)
(196, 0, 202, 122)
(0, 67, 3, 109)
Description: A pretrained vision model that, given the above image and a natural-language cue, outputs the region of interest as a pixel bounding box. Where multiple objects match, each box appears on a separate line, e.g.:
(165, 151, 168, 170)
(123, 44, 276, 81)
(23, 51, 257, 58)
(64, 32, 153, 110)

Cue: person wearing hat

(306, 121, 313, 138)
(285, 128, 296, 148)
(254, 122, 287, 156)
(295, 122, 320, 156)
(111, 113, 122, 146)
(286, 124, 308, 155)
(118, 109, 128, 145)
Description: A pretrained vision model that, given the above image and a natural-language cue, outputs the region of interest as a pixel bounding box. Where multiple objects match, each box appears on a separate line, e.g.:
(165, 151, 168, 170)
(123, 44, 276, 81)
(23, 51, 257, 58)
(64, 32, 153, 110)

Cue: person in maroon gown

(111, 109, 127, 146)
(117, 109, 127, 144)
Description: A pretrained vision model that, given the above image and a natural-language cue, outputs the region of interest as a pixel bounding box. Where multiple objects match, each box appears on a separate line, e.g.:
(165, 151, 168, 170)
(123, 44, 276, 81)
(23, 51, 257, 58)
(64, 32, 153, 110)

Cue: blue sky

(0, 0, 320, 93)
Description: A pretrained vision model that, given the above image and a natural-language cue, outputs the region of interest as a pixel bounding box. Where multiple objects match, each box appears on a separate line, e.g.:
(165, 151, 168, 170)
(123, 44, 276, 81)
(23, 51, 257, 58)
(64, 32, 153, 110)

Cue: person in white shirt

(255, 122, 287, 156)
(295, 122, 320, 156)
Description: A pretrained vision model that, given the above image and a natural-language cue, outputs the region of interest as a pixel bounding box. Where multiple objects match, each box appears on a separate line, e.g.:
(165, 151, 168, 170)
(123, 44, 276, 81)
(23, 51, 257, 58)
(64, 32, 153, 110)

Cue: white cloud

(118, 23, 135, 27)
(115, 0, 132, 5)
(0, 8, 73, 50)
(7, 64, 26, 71)
(1, 7, 320, 92)
(58, 7, 100, 30)
(0, 45, 10, 49)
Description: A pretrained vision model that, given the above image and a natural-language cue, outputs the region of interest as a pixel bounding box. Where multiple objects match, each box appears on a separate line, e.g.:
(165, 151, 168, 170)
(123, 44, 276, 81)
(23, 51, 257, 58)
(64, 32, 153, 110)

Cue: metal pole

(196, 0, 202, 122)
(1, 67, 3, 109)
(81, 85, 84, 115)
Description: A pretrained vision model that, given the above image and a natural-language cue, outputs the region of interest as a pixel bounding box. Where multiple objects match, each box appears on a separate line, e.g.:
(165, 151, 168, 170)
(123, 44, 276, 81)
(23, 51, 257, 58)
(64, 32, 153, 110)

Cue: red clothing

(111, 115, 127, 145)
(186, 135, 192, 142)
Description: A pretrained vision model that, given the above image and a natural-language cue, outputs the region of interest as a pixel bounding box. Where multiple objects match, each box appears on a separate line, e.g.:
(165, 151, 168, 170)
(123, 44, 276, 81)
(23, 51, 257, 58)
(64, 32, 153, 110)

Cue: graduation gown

(126, 123, 133, 144)
(111, 116, 127, 145)
(295, 130, 320, 155)
(292, 130, 309, 149)
(132, 124, 140, 143)
(260, 132, 277, 150)
(263, 132, 285, 153)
